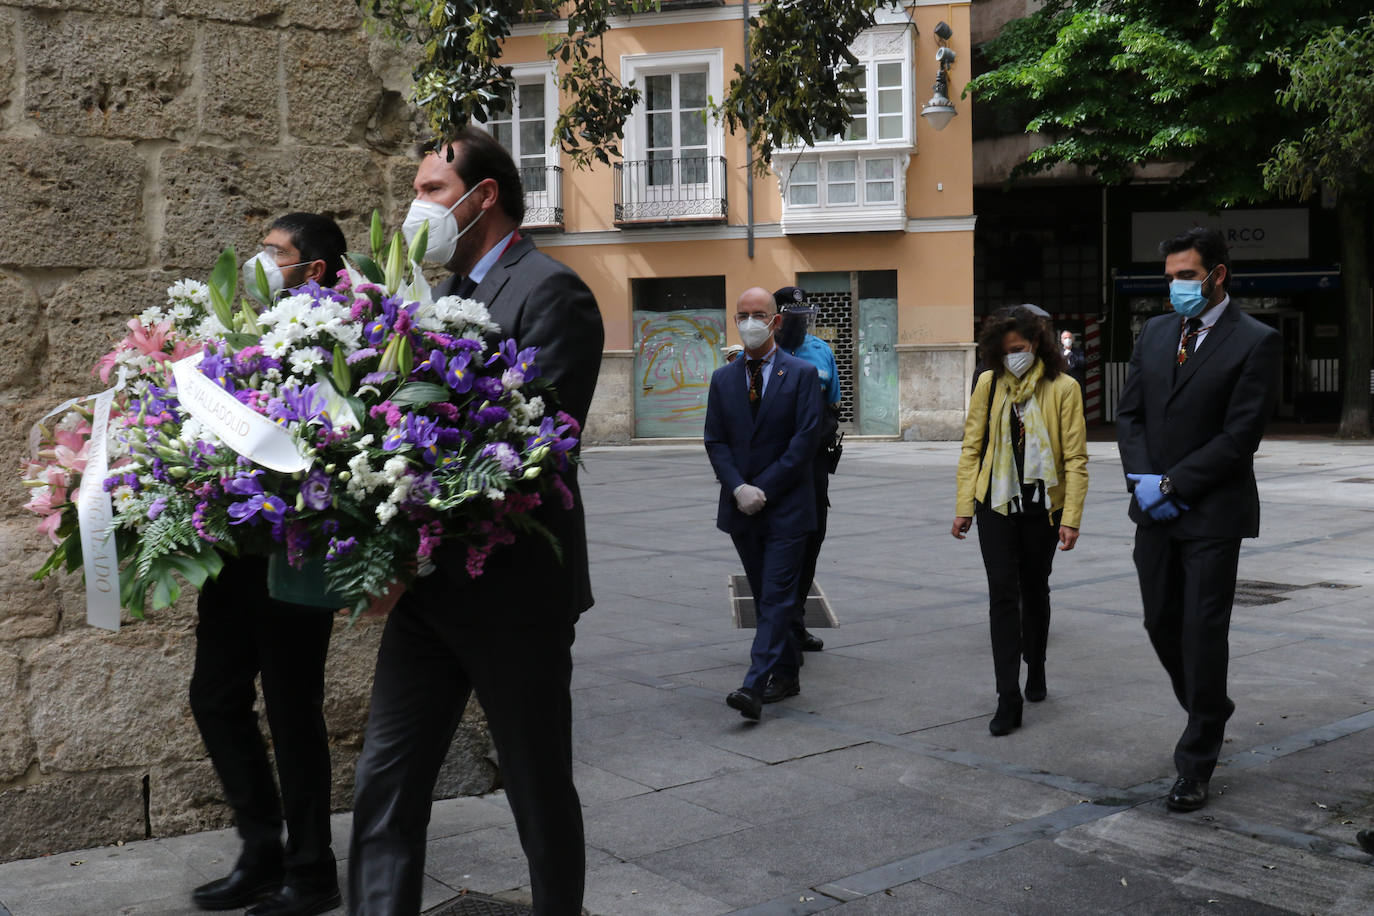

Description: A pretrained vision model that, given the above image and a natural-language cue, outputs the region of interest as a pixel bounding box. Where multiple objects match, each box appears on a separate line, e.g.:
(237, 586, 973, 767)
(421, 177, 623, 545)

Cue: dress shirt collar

(468, 230, 517, 287)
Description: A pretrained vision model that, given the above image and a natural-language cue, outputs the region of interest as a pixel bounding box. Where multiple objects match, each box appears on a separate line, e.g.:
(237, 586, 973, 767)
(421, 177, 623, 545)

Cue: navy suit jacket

(704, 348, 823, 535)
(1116, 300, 1280, 539)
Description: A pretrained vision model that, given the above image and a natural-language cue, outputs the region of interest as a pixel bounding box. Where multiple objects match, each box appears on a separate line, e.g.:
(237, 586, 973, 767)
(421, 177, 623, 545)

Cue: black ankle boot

(989, 695, 1023, 736)
(1025, 663, 1046, 702)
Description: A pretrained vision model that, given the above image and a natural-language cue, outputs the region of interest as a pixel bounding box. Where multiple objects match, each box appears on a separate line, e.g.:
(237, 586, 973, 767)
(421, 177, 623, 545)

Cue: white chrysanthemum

(375, 502, 398, 524)
(139, 306, 166, 325)
(357, 434, 375, 448)
(111, 485, 136, 512)
(289, 348, 325, 377)
(260, 328, 294, 359)
(322, 321, 363, 350)
(168, 302, 194, 323)
(386, 477, 413, 507)
(167, 279, 210, 304)
(432, 296, 500, 334)
(177, 417, 204, 445)
(259, 295, 313, 331)
(193, 314, 229, 339)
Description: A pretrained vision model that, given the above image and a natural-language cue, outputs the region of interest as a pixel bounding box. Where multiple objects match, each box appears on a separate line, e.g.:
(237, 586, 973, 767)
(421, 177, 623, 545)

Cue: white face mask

(1004, 350, 1035, 378)
(402, 183, 485, 265)
(242, 251, 302, 299)
(737, 316, 774, 351)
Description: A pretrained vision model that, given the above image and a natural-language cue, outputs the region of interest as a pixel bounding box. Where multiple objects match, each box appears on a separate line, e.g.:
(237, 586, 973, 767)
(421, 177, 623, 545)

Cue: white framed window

(486, 62, 558, 187)
(797, 25, 914, 152)
(776, 152, 909, 233)
(788, 161, 819, 206)
(622, 49, 725, 167)
(864, 157, 896, 203)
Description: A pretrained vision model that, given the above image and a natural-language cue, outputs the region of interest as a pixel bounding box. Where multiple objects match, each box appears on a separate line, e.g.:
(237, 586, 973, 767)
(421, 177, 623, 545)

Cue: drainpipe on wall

(743, 0, 755, 258)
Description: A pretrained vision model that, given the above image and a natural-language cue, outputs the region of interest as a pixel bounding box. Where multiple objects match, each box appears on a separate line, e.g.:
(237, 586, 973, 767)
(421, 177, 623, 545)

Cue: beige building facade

(496, 1, 976, 442)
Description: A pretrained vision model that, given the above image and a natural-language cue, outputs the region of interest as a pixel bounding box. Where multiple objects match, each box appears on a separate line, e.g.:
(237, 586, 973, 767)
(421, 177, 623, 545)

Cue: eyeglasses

(261, 244, 301, 264)
(735, 311, 773, 323)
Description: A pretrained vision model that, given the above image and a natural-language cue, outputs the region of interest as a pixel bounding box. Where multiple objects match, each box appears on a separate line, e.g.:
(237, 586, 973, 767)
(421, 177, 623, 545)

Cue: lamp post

(921, 21, 957, 131)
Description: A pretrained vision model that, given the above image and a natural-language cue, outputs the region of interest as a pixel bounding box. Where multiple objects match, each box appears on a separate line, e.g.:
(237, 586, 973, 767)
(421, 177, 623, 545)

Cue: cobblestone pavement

(2, 438, 1373, 915)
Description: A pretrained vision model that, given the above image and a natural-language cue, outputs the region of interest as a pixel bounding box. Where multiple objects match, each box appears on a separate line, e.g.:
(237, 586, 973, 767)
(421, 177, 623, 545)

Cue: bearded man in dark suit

(1116, 226, 1280, 814)
(348, 128, 602, 916)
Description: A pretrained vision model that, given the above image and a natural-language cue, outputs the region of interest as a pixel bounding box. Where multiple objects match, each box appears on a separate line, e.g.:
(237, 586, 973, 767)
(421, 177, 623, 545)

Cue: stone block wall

(0, 1, 499, 863)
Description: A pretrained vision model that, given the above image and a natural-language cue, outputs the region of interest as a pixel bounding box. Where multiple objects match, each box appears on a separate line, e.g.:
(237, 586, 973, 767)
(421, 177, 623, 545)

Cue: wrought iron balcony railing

(614, 156, 727, 226)
(520, 165, 563, 230)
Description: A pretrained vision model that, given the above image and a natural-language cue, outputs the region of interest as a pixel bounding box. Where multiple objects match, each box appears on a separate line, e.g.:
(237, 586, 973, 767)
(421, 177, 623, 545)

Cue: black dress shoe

(1024, 662, 1047, 702)
(798, 629, 824, 651)
(192, 863, 284, 911)
(1166, 776, 1210, 812)
(245, 884, 342, 916)
(988, 694, 1023, 737)
(1357, 828, 1374, 855)
(726, 687, 763, 721)
(763, 675, 800, 703)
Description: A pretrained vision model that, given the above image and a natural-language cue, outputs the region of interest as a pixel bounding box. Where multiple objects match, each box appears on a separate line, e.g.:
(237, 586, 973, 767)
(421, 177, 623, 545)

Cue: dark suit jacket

(1063, 348, 1087, 388)
(704, 348, 823, 536)
(430, 236, 604, 621)
(1116, 301, 1280, 539)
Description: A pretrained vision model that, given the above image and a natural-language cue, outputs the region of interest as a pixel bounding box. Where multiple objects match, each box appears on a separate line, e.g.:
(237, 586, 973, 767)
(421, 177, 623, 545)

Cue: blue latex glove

(1147, 497, 1190, 522)
(1125, 473, 1166, 513)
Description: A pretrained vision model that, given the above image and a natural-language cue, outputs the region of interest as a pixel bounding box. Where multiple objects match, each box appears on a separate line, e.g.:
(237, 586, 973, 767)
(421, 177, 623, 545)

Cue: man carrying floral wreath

(189, 213, 348, 916)
(348, 128, 603, 916)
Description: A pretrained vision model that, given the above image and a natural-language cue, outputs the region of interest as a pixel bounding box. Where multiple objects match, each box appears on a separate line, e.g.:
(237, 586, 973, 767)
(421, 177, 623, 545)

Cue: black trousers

(792, 462, 830, 633)
(731, 528, 809, 690)
(348, 587, 583, 916)
(189, 555, 336, 887)
(975, 506, 1059, 698)
(1133, 526, 1241, 781)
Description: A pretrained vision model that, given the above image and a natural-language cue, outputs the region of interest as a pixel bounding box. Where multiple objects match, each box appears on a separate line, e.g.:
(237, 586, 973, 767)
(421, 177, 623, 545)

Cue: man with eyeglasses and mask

(1117, 226, 1280, 814)
(348, 127, 602, 916)
(769, 287, 840, 682)
(188, 213, 347, 916)
(705, 287, 824, 721)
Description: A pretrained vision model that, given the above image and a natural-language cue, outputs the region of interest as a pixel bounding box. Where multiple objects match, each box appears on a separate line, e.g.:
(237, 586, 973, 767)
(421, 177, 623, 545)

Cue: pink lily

(36, 513, 63, 545)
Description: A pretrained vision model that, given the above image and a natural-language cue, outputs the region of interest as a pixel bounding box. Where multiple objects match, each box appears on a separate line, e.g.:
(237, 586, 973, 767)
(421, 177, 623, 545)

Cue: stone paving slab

(2, 440, 1374, 915)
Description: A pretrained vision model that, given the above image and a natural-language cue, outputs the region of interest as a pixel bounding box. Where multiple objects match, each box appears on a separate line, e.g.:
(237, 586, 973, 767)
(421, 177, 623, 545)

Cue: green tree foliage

(970, 0, 1362, 203)
(357, 0, 887, 169)
(971, 0, 1373, 435)
(1264, 18, 1374, 200)
(1264, 18, 1374, 436)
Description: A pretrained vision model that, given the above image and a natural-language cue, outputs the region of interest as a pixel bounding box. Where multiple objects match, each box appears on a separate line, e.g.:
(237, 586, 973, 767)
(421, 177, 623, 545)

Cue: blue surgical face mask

(1169, 267, 1216, 319)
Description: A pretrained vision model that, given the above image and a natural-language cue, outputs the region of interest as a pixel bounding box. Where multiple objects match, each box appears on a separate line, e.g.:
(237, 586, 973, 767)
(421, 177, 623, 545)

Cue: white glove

(733, 484, 766, 515)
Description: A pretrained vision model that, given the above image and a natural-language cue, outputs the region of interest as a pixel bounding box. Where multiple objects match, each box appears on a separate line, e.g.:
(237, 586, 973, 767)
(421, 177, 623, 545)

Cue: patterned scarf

(986, 358, 1059, 516)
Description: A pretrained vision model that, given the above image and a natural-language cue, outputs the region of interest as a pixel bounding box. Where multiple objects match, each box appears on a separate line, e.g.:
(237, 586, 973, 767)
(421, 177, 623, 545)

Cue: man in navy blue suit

(705, 287, 824, 720)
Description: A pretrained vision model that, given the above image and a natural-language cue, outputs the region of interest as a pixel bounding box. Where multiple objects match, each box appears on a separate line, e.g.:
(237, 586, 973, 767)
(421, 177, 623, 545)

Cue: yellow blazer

(955, 369, 1089, 529)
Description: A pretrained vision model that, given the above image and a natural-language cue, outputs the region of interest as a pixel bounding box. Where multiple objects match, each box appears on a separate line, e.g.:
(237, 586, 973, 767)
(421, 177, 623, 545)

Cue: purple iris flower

(228, 494, 266, 525)
(527, 416, 577, 453)
(516, 346, 539, 379)
(443, 351, 475, 393)
(270, 383, 328, 426)
(436, 426, 470, 447)
(200, 349, 236, 393)
(223, 469, 265, 496)
(420, 348, 446, 376)
(300, 469, 333, 511)
(384, 414, 441, 463)
(365, 314, 388, 346)
(479, 442, 521, 472)
(485, 339, 518, 369)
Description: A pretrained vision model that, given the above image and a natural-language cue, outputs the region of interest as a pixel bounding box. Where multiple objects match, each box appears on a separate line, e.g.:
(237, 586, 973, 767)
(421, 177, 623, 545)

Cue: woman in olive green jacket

(952, 306, 1088, 736)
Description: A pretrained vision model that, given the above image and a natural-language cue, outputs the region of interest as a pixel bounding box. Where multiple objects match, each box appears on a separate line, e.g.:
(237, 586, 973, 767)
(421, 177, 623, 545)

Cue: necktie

(746, 358, 763, 417)
(456, 275, 478, 298)
(1184, 317, 1203, 358)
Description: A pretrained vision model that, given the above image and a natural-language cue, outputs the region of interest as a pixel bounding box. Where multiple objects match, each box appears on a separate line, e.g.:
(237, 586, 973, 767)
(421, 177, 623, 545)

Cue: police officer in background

(765, 286, 841, 699)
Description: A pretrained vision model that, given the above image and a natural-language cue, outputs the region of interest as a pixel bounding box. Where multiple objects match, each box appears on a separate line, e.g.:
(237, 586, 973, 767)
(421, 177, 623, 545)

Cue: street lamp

(921, 21, 957, 131)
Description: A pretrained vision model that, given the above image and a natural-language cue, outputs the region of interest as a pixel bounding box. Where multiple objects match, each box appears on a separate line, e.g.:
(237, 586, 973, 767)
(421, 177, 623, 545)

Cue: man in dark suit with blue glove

(1116, 227, 1280, 813)
(705, 286, 824, 721)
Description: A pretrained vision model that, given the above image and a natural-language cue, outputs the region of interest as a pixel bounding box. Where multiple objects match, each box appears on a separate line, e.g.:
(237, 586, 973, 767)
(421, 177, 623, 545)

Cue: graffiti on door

(633, 309, 725, 438)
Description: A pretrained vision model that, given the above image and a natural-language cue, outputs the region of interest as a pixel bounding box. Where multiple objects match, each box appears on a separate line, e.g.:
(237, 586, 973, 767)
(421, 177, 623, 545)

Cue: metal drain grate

(728, 575, 838, 629)
(422, 893, 534, 916)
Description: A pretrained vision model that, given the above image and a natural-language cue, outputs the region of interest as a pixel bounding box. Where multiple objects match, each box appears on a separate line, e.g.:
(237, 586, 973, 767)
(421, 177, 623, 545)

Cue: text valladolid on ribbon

(171, 352, 312, 474)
